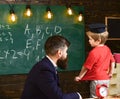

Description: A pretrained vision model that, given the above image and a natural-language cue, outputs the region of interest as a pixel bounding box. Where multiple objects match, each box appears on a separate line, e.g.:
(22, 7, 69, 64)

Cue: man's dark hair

(44, 35, 70, 55)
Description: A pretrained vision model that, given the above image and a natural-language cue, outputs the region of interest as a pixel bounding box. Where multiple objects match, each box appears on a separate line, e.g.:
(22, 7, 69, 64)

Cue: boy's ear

(99, 38, 102, 43)
(97, 38, 101, 43)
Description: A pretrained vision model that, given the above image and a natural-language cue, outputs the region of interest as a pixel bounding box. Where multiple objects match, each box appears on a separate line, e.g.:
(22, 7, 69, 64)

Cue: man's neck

(46, 55, 57, 67)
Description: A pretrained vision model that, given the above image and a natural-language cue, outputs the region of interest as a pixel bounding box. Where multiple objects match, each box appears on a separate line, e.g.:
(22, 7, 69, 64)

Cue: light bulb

(47, 11, 52, 19)
(26, 8, 32, 17)
(25, 5, 32, 17)
(10, 13, 16, 22)
(9, 8, 17, 22)
(67, 7, 73, 15)
(46, 7, 53, 19)
(9, 10, 17, 23)
(78, 14, 83, 22)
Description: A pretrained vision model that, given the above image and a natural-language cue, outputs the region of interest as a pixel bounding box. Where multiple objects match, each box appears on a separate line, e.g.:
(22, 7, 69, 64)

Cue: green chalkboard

(0, 4, 85, 75)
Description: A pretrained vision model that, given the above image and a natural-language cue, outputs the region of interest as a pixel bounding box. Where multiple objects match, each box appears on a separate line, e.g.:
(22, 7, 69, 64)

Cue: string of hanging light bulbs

(5, 0, 83, 23)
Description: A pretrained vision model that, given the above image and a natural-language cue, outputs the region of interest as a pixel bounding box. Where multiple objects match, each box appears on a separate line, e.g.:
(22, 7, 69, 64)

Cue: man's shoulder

(34, 57, 55, 71)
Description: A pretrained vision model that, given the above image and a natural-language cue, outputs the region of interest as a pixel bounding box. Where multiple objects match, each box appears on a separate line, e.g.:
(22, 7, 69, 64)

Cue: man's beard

(57, 57, 68, 70)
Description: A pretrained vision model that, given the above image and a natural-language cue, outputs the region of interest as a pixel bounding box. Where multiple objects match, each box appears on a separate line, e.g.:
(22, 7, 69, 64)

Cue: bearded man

(21, 35, 82, 99)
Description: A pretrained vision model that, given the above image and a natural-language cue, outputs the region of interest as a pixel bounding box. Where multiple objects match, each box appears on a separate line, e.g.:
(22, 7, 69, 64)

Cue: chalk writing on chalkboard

(0, 24, 62, 61)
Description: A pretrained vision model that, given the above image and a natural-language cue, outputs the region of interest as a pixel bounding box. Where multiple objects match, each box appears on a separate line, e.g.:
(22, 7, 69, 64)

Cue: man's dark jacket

(21, 57, 79, 99)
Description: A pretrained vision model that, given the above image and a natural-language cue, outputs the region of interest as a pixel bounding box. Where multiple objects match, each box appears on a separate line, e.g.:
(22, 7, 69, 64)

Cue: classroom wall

(0, 0, 120, 99)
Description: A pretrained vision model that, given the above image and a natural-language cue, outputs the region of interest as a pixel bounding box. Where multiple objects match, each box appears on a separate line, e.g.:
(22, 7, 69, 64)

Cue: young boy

(75, 23, 115, 98)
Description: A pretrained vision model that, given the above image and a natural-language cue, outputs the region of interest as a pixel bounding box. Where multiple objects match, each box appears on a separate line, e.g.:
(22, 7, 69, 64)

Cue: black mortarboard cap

(88, 23, 106, 33)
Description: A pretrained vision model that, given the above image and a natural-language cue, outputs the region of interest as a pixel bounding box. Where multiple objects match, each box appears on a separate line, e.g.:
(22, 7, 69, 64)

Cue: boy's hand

(108, 73, 113, 79)
(74, 76, 81, 82)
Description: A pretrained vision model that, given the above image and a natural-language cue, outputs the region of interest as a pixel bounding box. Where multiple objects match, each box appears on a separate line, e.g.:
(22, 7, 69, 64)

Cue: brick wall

(0, 0, 120, 98)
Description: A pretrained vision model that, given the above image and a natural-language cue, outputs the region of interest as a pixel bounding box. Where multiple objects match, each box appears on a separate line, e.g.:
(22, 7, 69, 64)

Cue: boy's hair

(44, 35, 70, 55)
(86, 31, 109, 44)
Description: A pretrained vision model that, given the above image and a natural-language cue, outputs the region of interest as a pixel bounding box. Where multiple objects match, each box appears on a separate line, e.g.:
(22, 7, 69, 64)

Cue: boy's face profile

(88, 36, 101, 47)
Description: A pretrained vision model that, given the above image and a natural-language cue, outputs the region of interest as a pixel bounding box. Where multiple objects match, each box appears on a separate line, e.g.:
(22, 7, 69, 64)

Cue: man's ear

(57, 49, 62, 58)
